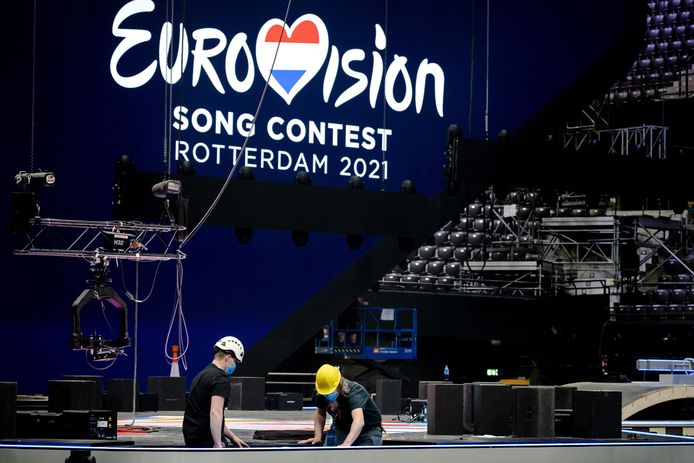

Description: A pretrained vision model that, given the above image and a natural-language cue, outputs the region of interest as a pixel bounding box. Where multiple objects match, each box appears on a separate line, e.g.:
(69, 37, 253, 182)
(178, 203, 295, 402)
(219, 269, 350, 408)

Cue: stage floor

(114, 409, 430, 446)
(7, 408, 689, 447)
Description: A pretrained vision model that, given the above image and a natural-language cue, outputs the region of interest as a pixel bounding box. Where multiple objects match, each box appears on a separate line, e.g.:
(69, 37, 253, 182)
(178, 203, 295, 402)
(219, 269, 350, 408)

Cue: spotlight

(348, 175, 364, 189)
(291, 230, 309, 247)
(14, 171, 55, 189)
(235, 226, 253, 244)
(10, 191, 39, 233)
(295, 170, 312, 185)
(497, 129, 512, 142)
(151, 179, 182, 198)
(115, 155, 135, 176)
(444, 124, 461, 194)
(239, 165, 255, 180)
(401, 179, 416, 194)
(178, 160, 196, 176)
(347, 233, 363, 250)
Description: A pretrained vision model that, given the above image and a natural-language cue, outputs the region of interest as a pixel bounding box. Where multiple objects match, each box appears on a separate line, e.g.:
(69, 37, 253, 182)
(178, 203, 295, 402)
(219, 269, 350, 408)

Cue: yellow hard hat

(315, 364, 341, 395)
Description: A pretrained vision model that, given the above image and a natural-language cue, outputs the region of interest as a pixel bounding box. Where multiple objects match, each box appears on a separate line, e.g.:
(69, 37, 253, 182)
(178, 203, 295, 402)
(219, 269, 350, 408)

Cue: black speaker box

(375, 379, 402, 415)
(17, 410, 117, 440)
(61, 410, 117, 440)
(266, 392, 303, 410)
(472, 383, 512, 436)
(554, 386, 576, 437)
(16, 411, 61, 438)
(105, 378, 139, 412)
(572, 390, 622, 438)
(138, 392, 159, 412)
(427, 383, 464, 435)
(147, 376, 186, 411)
(265, 392, 279, 410)
(512, 386, 555, 438)
(63, 375, 104, 409)
(554, 386, 577, 410)
(0, 382, 17, 438)
(418, 381, 446, 400)
(48, 380, 99, 412)
(462, 383, 474, 433)
(229, 377, 265, 410)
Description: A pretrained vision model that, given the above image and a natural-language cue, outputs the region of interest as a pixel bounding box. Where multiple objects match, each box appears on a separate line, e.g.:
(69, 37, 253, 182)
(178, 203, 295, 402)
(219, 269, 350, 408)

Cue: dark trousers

(331, 426, 383, 446)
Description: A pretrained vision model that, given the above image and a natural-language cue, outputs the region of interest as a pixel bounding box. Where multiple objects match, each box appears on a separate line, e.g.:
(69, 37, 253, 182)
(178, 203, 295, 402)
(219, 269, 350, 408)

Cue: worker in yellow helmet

(298, 364, 383, 446)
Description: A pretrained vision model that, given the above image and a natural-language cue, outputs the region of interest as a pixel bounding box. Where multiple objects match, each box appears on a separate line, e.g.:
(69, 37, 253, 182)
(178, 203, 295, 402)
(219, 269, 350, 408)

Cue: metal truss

(537, 216, 621, 296)
(13, 217, 186, 262)
(601, 125, 668, 159)
(564, 125, 668, 159)
(629, 216, 694, 287)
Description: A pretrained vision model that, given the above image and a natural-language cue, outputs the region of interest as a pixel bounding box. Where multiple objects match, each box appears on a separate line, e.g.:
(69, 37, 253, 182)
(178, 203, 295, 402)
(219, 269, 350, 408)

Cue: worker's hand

(298, 437, 322, 445)
(230, 435, 249, 448)
(213, 442, 225, 448)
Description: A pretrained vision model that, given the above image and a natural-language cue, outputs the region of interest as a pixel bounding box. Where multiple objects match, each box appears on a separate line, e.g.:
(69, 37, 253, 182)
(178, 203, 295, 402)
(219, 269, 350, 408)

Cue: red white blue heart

(256, 14, 329, 104)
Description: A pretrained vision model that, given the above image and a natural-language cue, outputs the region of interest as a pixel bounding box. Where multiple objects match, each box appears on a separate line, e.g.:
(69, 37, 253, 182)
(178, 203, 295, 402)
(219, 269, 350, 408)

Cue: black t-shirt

(182, 363, 230, 445)
(315, 379, 382, 432)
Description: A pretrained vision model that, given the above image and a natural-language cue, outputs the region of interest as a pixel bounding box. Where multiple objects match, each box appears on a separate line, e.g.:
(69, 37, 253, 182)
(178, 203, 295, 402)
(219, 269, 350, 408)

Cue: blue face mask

(323, 390, 339, 402)
(225, 362, 236, 376)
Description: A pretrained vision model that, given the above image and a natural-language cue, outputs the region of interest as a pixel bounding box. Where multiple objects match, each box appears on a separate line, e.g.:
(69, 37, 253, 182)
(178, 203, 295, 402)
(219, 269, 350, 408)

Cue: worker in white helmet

(182, 336, 249, 448)
(298, 364, 383, 446)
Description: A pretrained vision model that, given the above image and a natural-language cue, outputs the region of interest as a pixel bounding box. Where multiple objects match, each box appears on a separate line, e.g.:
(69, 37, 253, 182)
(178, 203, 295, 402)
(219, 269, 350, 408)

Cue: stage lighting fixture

(235, 226, 253, 244)
(295, 170, 312, 185)
(444, 124, 461, 194)
(346, 233, 363, 250)
(401, 179, 416, 194)
(497, 129, 512, 142)
(151, 179, 182, 198)
(239, 165, 255, 180)
(292, 230, 309, 247)
(115, 154, 134, 175)
(10, 191, 39, 233)
(178, 160, 196, 176)
(348, 175, 364, 189)
(14, 170, 55, 189)
(11, 170, 54, 233)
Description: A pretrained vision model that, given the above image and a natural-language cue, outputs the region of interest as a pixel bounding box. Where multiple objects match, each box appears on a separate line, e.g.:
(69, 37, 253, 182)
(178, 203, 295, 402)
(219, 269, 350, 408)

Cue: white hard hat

(214, 336, 244, 363)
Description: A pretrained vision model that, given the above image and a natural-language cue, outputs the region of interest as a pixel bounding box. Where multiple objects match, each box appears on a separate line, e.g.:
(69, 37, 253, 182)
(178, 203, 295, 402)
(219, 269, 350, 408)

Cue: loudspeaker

(16, 411, 61, 438)
(61, 410, 117, 440)
(17, 410, 117, 440)
(266, 392, 303, 411)
(138, 393, 159, 412)
(554, 386, 576, 437)
(48, 380, 99, 412)
(0, 382, 17, 438)
(418, 381, 446, 400)
(375, 379, 402, 415)
(572, 390, 622, 438)
(229, 377, 265, 410)
(462, 383, 474, 433)
(554, 386, 576, 410)
(148, 376, 186, 411)
(63, 375, 104, 409)
(105, 379, 139, 413)
(427, 383, 464, 435)
(512, 386, 555, 438)
(473, 383, 512, 436)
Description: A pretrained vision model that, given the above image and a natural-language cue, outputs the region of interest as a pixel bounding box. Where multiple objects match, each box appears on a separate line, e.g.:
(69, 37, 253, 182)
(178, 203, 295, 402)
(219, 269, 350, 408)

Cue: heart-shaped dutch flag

(255, 14, 329, 104)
